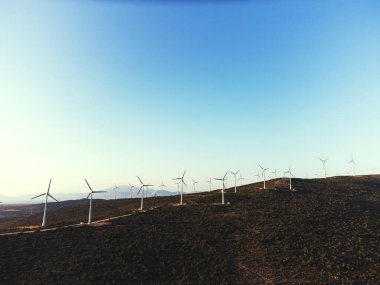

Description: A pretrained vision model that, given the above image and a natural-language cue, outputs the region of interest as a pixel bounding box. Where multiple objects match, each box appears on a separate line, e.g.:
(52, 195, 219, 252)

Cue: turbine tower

(192, 179, 198, 192)
(259, 165, 269, 189)
(348, 156, 356, 176)
(137, 176, 153, 210)
(213, 171, 229, 205)
(319, 158, 328, 178)
(85, 179, 106, 224)
(206, 177, 213, 191)
(284, 166, 294, 191)
(173, 170, 187, 205)
(229, 170, 240, 193)
(31, 178, 59, 227)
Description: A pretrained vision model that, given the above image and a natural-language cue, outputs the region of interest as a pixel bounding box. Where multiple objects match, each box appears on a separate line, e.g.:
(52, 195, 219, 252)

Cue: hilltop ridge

(0, 175, 379, 284)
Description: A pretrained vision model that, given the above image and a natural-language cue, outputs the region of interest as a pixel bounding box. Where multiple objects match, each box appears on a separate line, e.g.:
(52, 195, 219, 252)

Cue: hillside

(0, 176, 379, 284)
(0, 199, 102, 224)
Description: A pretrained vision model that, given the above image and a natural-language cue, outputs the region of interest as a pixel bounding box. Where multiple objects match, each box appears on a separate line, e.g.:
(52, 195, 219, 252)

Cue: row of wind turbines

(29, 168, 288, 228)
(28, 156, 359, 228)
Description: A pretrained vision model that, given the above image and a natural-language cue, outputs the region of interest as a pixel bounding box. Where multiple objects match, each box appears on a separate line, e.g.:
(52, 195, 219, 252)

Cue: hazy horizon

(1, 0, 379, 196)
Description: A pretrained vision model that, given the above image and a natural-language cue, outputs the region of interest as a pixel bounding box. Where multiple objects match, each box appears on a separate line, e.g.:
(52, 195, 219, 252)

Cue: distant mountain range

(0, 185, 178, 204)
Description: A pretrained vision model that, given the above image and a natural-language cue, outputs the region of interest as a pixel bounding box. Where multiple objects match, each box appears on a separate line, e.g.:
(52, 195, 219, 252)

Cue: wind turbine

(229, 170, 240, 193)
(128, 184, 135, 199)
(271, 169, 277, 178)
(174, 181, 180, 195)
(173, 170, 187, 205)
(137, 176, 153, 210)
(206, 177, 213, 191)
(284, 166, 295, 191)
(192, 179, 199, 192)
(213, 171, 229, 205)
(319, 158, 328, 178)
(348, 156, 356, 176)
(225, 176, 229, 188)
(238, 173, 245, 186)
(259, 165, 269, 189)
(254, 171, 261, 182)
(159, 180, 166, 191)
(113, 185, 120, 200)
(85, 179, 106, 224)
(31, 179, 59, 227)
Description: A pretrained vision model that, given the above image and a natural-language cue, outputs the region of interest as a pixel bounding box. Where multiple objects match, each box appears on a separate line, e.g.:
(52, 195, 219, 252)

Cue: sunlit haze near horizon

(1, 0, 380, 196)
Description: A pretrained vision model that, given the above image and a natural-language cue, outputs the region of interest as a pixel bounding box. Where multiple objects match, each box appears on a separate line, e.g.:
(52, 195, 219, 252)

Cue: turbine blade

(93, 190, 106, 193)
(47, 178, 52, 195)
(137, 176, 144, 185)
(85, 179, 93, 191)
(182, 170, 186, 178)
(87, 193, 91, 199)
(31, 193, 45, 200)
(137, 186, 143, 196)
(48, 194, 59, 202)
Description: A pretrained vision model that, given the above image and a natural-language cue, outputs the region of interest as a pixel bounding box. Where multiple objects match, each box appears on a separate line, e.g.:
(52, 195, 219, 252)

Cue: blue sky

(1, 0, 380, 196)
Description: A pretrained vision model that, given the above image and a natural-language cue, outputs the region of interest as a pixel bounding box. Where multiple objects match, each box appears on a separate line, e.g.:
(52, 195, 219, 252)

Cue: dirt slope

(0, 176, 379, 284)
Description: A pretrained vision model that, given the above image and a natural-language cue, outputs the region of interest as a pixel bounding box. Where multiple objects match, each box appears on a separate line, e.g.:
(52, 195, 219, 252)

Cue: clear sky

(1, 0, 380, 196)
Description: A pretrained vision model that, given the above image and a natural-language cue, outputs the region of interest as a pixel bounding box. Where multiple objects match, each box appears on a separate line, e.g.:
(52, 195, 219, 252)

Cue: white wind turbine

(128, 184, 135, 199)
(159, 180, 166, 191)
(137, 176, 153, 210)
(238, 173, 245, 186)
(348, 156, 356, 176)
(254, 171, 261, 182)
(224, 176, 229, 188)
(213, 171, 229, 205)
(319, 158, 328, 178)
(259, 165, 269, 189)
(192, 179, 199, 192)
(206, 177, 213, 191)
(85, 179, 106, 224)
(31, 178, 59, 227)
(113, 185, 119, 200)
(174, 181, 180, 195)
(271, 169, 277, 178)
(173, 170, 187, 205)
(284, 166, 295, 191)
(229, 170, 240, 193)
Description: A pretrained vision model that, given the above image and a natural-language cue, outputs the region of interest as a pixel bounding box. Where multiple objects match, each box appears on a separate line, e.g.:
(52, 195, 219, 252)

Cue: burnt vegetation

(0, 176, 379, 284)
